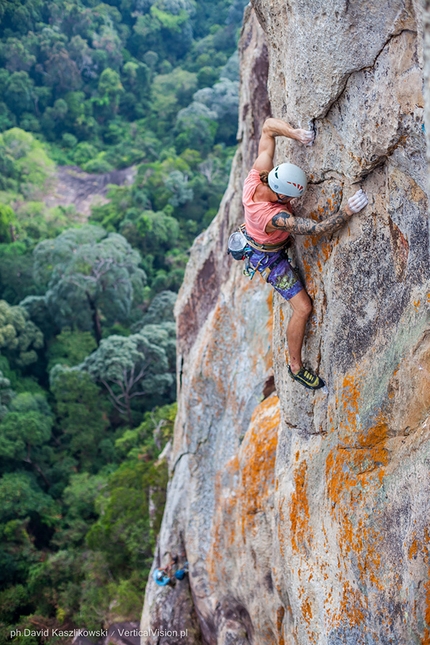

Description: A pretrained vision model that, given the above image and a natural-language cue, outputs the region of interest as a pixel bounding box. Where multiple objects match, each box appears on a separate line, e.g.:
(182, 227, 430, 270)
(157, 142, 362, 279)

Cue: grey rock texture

(141, 2, 430, 644)
(43, 165, 136, 218)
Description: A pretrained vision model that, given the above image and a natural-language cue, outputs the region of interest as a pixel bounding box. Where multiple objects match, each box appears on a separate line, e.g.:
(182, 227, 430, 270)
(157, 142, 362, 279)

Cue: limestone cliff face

(141, 3, 430, 644)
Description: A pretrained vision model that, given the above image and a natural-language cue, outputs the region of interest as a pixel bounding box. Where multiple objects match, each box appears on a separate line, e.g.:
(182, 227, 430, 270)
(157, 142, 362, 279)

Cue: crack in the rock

(310, 127, 408, 186)
(319, 29, 417, 122)
(338, 439, 388, 451)
(352, 464, 381, 476)
(283, 419, 326, 436)
(171, 420, 218, 473)
(346, 129, 409, 180)
(309, 172, 346, 187)
(172, 436, 209, 473)
(171, 449, 195, 474)
(314, 290, 326, 395)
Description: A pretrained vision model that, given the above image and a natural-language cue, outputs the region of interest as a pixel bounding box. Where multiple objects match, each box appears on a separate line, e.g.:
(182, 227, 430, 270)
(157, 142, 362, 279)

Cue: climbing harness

(228, 224, 294, 282)
(238, 223, 288, 253)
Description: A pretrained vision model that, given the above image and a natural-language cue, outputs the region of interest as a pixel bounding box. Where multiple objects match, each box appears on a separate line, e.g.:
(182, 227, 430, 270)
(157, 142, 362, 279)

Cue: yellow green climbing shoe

(288, 365, 325, 390)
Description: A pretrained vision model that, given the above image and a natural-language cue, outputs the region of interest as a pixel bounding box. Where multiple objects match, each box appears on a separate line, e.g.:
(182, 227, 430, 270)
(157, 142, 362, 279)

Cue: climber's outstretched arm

(253, 118, 314, 172)
(271, 209, 353, 236)
(268, 189, 368, 235)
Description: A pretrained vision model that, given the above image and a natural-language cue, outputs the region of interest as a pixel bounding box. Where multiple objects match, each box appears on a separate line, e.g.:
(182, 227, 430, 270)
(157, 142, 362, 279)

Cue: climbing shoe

(288, 365, 325, 390)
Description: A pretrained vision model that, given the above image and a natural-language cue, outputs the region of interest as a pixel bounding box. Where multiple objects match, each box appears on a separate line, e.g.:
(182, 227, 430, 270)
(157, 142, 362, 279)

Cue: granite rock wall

(141, 2, 430, 643)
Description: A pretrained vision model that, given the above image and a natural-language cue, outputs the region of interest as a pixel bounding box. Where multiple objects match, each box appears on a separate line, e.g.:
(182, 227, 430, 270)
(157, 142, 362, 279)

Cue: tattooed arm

(269, 209, 352, 235)
(267, 189, 368, 236)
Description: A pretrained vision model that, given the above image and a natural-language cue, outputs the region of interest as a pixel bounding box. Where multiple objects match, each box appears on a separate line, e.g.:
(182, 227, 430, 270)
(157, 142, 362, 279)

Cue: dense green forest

(0, 0, 246, 641)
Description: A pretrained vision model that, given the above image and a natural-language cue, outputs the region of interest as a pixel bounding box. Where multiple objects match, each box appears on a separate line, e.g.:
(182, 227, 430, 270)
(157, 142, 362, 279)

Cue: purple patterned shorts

(248, 248, 303, 301)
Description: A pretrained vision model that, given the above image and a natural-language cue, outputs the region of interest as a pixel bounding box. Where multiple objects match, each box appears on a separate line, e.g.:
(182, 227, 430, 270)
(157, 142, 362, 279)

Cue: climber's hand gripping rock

(345, 188, 368, 215)
(254, 119, 315, 172)
(294, 128, 315, 146)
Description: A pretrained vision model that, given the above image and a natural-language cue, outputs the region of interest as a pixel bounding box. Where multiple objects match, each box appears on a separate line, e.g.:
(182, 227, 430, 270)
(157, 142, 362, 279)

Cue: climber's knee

(289, 289, 312, 319)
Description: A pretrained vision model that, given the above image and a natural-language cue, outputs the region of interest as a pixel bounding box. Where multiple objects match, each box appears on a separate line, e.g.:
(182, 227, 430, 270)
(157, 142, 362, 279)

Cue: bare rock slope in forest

(141, 2, 430, 643)
(43, 165, 136, 218)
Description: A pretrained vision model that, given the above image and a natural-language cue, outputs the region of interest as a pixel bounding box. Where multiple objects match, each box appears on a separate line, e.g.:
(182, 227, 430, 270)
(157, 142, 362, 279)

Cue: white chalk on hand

(347, 189, 368, 213)
(303, 129, 315, 146)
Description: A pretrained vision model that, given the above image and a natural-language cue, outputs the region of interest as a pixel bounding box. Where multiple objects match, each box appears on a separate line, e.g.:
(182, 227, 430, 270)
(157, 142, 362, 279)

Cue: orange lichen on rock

(301, 255, 317, 295)
(422, 530, 430, 645)
(276, 605, 285, 636)
(335, 582, 366, 626)
(320, 240, 334, 263)
(423, 571, 430, 645)
(240, 396, 280, 535)
(409, 538, 420, 560)
(340, 373, 360, 429)
(301, 597, 313, 623)
(325, 372, 391, 630)
(290, 460, 311, 554)
(206, 454, 240, 582)
(206, 395, 280, 586)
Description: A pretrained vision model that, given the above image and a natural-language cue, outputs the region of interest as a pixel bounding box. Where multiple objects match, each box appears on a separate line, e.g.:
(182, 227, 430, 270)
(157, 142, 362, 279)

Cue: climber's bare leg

(287, 289, 312, 373)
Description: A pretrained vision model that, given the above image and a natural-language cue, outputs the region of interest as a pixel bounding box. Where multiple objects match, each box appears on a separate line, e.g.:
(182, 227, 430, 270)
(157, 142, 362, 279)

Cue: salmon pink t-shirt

(242, 169, 290, 245)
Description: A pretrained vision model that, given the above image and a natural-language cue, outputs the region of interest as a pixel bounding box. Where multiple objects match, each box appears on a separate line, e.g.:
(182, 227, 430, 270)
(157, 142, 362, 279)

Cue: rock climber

(153, 567, 172, 586)
(153, 555, 189, 586)
(241, 118, 368, 389)
(174, 560, 189, 580)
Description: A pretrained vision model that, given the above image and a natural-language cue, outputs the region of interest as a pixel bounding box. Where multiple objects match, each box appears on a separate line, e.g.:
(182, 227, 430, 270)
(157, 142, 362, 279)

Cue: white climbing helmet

(268, 163, 307, 198)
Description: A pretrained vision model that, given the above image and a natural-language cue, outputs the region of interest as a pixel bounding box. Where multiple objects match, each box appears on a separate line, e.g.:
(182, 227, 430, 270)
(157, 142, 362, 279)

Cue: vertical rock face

(142, 2, 430, 644)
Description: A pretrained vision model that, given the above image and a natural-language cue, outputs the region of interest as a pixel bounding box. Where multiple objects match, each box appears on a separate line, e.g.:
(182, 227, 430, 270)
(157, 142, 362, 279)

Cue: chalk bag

(228, 230, 249, 260)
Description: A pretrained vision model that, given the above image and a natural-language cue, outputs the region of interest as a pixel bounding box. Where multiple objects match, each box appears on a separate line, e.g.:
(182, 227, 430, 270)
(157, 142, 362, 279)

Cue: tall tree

(33, 226, 146, 343)
(50, 369, 109, 472)
(0, 128, 54, 194)
(0, 370, 13, 421)
(80, 323, 175, 425)
(0, 300, 44, 368)
(94, 68, 124, 119)
(0, 393, 53, 486)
